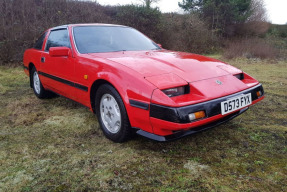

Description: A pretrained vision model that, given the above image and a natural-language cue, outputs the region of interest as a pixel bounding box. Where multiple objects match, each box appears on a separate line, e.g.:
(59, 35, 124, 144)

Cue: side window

(34, 32, 47, 50)
(45, 29, 71, 51)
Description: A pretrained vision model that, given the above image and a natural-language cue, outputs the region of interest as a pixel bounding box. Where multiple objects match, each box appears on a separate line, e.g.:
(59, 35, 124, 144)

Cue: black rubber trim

(51, 25, 68, 31)
(136, 107, 248, 142)
(23, 65, 28, 70)
(38, 71, 88, 92)
(129, 100, 149, 110)
(74, 83, 88, 92)
(150, 84, 264, 123)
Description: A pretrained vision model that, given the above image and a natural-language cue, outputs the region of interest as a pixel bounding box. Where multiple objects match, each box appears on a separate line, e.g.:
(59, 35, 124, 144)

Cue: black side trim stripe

(74, 83, 88, 92)
(130, 100, 149, 110)
(38, 71, 88, 92)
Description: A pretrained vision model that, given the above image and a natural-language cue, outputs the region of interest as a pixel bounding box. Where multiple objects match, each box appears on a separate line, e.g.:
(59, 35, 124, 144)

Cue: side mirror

(157, 44, 162, 48)
(49, 47, 71, 57)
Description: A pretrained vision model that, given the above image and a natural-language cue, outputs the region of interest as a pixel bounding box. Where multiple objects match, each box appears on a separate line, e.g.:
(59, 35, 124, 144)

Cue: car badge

(216, 80, 222, 85)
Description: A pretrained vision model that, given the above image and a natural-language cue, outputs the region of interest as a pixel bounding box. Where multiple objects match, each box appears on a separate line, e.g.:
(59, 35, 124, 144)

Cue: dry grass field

(0, 58, 286, 191)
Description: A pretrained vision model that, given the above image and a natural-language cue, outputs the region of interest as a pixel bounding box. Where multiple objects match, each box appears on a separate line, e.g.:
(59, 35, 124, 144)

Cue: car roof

(50, 23, 127, 30)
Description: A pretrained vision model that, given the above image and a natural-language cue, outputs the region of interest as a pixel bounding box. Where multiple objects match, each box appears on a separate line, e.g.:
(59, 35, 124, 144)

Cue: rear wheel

(95, 84, 131, 142)
(31, 67, 50, 99)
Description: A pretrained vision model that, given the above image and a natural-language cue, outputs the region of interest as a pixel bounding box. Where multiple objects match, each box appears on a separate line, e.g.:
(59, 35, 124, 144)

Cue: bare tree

(140, 0, 160, 9)
(248, 0, 268, 22)
(239, 0, 270, 36)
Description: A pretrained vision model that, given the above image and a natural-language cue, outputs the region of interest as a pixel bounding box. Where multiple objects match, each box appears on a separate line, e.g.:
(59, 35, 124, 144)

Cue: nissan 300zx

(23, 24, 264, 142)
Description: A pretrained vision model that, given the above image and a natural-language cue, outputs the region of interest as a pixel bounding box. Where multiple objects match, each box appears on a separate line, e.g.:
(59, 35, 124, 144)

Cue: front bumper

(139, 84, 264, 141)
(137, 107, 248, 142)
(150, 84, 264, 123)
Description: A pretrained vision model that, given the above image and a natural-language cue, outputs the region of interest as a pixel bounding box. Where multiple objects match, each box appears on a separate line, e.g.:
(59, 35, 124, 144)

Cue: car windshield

(73, 26, 160, 54)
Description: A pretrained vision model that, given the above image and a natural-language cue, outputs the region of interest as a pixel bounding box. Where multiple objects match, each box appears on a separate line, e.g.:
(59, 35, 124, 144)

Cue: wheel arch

(90, 79, 118, 113)
(88, 70, 156, 136)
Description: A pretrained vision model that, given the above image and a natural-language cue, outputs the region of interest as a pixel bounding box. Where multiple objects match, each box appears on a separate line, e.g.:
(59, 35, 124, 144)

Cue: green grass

(0, 58, 286, 191)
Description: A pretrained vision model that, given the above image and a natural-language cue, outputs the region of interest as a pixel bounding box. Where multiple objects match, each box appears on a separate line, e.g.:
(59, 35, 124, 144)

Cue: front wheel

(95, 84, 131, 142)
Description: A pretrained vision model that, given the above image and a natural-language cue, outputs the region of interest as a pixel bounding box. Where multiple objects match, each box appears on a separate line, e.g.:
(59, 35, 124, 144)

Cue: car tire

(95, 84, 131, 143)
(31, 67, 51, 99)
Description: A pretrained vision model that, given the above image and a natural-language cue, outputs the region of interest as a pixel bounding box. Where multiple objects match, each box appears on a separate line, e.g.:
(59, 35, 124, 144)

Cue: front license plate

(221, 93, 252, 115)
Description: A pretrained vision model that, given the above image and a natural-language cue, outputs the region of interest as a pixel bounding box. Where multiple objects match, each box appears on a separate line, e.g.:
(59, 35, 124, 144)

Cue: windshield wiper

(110, 50, 127, 52)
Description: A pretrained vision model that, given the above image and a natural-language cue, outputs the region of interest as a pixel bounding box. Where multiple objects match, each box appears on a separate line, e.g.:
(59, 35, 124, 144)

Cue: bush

(223, 38, 278, 59)
(161, 13, 220, 54)
(113, 5, 163, 42)
(225, 21, 270, 37)
(268, 24, 287, 38)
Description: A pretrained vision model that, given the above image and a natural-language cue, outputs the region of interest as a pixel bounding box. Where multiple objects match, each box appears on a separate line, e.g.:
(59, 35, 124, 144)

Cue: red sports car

(23, 24, 264, 142)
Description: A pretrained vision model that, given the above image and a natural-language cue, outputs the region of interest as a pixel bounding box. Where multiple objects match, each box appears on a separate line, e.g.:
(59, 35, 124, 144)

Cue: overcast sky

(96, 0, 287, 25)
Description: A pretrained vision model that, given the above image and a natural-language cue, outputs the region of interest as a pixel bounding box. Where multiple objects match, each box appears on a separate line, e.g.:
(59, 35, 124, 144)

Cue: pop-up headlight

(162, 85, 189, 97)
(234, 73, 244, 80)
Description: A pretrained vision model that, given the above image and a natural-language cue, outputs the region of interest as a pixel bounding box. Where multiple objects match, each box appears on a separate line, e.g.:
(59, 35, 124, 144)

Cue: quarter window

(45, 29, 71, 51)
(34, 32, 47, 50)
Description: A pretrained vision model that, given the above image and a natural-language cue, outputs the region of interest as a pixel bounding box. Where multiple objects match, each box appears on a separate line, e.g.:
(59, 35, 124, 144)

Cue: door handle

(41, 57, 45, 63)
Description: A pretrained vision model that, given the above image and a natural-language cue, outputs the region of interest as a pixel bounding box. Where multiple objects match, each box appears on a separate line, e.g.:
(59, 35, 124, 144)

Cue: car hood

(89, 50, 241, 84)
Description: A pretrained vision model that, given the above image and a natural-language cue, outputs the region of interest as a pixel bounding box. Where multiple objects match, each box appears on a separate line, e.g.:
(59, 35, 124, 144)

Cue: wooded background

(0, 0, 286, 65)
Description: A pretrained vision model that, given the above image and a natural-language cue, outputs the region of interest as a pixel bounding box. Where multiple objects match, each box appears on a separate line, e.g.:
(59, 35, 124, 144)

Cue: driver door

(40, 28, 75, 98)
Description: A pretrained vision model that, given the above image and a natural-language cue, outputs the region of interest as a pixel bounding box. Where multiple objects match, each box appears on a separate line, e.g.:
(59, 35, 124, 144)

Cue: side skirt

(44, 88, 91, 110)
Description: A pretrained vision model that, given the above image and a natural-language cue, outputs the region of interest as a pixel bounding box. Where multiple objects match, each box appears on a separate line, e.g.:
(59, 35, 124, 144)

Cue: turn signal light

(256, 91, 262, 97)
(189, 111, 206, 121)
